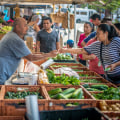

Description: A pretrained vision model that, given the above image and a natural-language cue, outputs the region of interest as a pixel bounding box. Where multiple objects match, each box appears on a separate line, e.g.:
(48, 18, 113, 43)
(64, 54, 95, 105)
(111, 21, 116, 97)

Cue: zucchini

(64, 93, 73, 99)
(61, 88, 75, 95)
(86, 88, 100, 91)
(51, 93, 67, 99)
(91, 84, 108, 90)
(48, 88, 62, 95)
(82, 84, 90, 88)
(71, 88, 82, 98)
(75, 89, 83, 99)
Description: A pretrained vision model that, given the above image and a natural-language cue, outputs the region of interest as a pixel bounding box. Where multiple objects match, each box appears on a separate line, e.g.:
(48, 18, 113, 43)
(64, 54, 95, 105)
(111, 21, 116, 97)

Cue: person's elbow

(24, 54, 33, 61)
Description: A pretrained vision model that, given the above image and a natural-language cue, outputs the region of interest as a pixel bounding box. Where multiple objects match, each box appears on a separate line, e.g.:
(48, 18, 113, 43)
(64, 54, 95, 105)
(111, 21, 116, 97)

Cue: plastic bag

(24, 61, 40, 73)
(38, 69, 49, 84)
(54, 67, 80, 79)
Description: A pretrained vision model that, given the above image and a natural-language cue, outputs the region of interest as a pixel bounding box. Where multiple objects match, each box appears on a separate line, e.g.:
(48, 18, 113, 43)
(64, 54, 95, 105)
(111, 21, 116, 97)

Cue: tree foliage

(88, 0, 120, 12)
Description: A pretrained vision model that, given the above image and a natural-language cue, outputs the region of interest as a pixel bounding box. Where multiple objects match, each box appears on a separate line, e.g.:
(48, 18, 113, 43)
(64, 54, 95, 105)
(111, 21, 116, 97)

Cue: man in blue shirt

(0, 17, 58, 84)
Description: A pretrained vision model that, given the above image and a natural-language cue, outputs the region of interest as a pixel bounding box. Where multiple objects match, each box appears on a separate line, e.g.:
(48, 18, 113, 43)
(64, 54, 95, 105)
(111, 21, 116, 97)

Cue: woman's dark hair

(85, 22, 94, 32)
(114, 23, 120, 31)
(98, 23, 118, 40)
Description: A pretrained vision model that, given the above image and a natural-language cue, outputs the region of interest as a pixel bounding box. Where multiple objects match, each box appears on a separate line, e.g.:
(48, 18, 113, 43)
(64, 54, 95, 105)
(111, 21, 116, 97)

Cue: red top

(77, 33, 86, 59)
(86, 39, 104, 75)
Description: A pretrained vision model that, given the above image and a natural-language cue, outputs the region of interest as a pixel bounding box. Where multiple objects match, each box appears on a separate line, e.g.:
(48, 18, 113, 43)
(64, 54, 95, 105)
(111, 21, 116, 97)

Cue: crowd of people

(0, 12, 120, 86)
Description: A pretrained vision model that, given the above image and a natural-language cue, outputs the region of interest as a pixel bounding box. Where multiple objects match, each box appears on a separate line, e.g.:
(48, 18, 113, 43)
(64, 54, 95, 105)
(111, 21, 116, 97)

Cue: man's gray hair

(31, 15, 39, 22)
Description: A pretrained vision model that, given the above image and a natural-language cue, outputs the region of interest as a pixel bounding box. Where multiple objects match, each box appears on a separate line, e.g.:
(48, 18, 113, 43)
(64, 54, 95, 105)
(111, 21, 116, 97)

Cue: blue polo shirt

(0, 32, 31, 84)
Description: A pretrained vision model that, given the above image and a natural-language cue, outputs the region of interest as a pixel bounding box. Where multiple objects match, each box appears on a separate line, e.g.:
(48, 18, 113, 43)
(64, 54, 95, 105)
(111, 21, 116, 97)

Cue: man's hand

(59, 48, 65, 53)
(48, 50, 58, 58)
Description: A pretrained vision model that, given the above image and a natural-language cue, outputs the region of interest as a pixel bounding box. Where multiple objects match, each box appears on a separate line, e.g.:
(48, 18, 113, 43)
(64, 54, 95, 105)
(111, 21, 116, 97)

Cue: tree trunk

(105, 9, 111, 18)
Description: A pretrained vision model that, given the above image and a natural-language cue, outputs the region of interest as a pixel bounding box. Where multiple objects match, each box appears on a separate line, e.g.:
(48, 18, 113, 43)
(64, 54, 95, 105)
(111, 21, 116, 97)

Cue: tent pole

(68, 4, 70, 40)
(74, 4, 76, 48)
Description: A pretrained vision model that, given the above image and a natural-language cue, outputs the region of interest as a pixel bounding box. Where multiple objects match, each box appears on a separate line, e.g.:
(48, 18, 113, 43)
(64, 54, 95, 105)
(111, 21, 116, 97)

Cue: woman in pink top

(77, 22, 94, 66)
(83, 37, 104, 76)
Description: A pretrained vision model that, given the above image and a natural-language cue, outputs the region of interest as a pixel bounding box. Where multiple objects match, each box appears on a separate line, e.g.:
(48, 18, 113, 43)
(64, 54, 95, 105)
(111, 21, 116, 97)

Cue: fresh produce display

(48, 88, 84, 99)
(46, 69, 80, 85)
(93, 87, 120, 100)
(80, 79, 102, 83)
(79, 74, 96, 77)
(0, 26, 12, 34)
(5, 91, 43, 99)
(52, 54, 73, 60)
(82, 84, 109, 91)
(98, 101, 120, 111)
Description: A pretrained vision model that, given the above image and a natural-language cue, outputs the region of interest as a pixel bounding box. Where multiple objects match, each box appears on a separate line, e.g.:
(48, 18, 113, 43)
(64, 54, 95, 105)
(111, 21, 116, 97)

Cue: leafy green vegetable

(5, 91, 43, 99)
(80, 79, 102, 83)
(46, 69, 80, 85)
(53, 54, 73, 60)
(93, 87, 120, 100)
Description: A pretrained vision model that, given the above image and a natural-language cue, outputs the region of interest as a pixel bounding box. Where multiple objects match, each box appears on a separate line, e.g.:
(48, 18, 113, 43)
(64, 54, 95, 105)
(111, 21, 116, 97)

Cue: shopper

(82, 37, 104, 76)
(36, 16, 60, 53)
(77, 22, 93, 65)
(0, 17, 58, 84)
(81, 13, 101, 47)
(60, 24, 120, 85)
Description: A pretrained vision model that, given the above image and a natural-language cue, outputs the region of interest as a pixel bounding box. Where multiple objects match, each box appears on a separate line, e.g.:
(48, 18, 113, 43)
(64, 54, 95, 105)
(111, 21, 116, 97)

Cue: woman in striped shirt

(60, 24, 120, 85)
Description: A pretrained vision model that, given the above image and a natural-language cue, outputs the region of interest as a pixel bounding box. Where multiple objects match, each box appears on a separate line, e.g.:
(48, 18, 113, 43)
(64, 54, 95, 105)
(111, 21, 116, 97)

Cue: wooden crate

(44, 85, 96, 110)
(81, 83, 117, 92)
(0, 34, 5, 40)
(51, 63, 84, 67)
(97, 100, 120, 119)
(0, 116, 25, 120)
(1, 85, 49, 116)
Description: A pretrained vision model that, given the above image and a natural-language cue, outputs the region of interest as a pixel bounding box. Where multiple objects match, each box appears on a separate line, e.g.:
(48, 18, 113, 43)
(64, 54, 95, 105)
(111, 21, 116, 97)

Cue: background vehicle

(71, 8, 97, 23)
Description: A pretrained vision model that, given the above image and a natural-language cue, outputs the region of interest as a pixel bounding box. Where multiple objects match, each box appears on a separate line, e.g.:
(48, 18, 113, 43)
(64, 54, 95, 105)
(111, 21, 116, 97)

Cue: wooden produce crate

(0, 86, 4, 116)
(44, 85, 96, 110)
(51, 62, 84, 67)
(0, 116, 25, 120)
(97, 100, 120, 120)
(1, 85, 49, 116)
(0, 34, 5, 40)
(80, 77, 110, 84)
(81, 83, 117, 92)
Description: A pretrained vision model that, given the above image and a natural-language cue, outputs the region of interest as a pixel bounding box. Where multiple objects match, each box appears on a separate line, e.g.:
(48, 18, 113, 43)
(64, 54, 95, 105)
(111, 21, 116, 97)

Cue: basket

(1, 85, 49, 116)
(81, 83, 117, 92)
(0, 116, 25, 120)
(0, 33, 5, 40)
(80, 77, 110, 84)
(44, 85, 96, 110)
(51, 62, 84, 67)
(97, 100, 120, 119)
(0, 86, 4, 116)
(25, 108, 110, 120)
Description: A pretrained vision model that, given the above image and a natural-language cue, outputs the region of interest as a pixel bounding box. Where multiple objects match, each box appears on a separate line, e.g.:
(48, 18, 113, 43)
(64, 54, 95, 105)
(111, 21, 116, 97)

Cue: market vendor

(60, 24, 120, 85)
(0, 17, 58, 85)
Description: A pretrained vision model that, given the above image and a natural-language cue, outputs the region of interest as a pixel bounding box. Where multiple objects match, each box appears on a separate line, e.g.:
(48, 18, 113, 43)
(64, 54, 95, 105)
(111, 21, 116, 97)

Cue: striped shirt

(84, 37, 120, 77)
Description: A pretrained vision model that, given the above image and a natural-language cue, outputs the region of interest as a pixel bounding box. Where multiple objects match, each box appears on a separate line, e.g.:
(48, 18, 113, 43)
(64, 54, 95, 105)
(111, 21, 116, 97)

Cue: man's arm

(36, 40, 40, 52)
(60, 48, 88, 55)
(24, 50, 58, 62)
(56, 42, 60, 50)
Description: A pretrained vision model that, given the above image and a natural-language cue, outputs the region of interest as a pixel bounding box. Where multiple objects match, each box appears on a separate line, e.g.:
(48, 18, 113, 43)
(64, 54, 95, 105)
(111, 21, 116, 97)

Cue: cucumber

(61, 88, 75, 95)
(71, 88, 82, 98)
(82, 84, 90, 88)
(64, 93, 73, 99)
(48, 88, 62, 95)
(75, 89, 83, 99)
(51, 93, 67, 99)
(91, 84, 108, 90)
(86, 88, 100, 91)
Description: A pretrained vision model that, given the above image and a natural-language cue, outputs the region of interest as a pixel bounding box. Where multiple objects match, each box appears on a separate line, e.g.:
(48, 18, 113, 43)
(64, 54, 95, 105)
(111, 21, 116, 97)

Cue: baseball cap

(67, 39, 74, 47)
